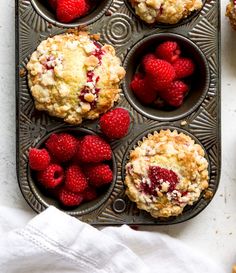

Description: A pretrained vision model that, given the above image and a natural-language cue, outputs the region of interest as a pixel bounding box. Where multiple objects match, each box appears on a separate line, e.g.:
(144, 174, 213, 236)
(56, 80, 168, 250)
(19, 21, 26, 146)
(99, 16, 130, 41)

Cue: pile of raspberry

(48, 0, 93, 23)
(130, 41, 195, 108)
(28, 108, 130, 207)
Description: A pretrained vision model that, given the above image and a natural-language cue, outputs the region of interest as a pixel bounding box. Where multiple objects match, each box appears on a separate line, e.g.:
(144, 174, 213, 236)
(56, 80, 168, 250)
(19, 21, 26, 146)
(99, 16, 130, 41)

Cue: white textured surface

(0, 206, 224, 273)
(0, 1, 235, 272)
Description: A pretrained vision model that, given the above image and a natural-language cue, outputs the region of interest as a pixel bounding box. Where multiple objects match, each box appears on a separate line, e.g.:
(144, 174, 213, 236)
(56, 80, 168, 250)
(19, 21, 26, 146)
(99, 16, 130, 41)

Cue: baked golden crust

(226, 1, 236, 30)
(27, 32, 126, 124)
(130, 0, 203, 24)
(125, 130, 209, 218)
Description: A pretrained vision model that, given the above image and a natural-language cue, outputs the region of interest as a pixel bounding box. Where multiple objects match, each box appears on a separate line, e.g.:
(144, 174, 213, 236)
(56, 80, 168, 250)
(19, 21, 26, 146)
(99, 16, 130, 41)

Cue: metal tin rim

(121, 126, 217, 225)
(30, 0, 113, 28)
(123, 33, 210, 122)
(27, 127, 117, 216)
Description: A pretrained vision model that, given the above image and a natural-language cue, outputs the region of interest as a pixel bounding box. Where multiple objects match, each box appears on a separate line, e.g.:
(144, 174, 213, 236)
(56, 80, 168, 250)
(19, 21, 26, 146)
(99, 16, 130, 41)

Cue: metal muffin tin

(16, 0, 220, 225)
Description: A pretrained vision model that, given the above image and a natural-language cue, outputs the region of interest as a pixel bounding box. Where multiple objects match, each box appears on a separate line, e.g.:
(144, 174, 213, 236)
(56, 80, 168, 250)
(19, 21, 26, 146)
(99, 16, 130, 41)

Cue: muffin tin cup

(16, 0, 220, 225)
(27, 127, 117, 216)
(124, 0, 206, 29)
(30, 0, 113, 28)
(123, 33, 210, 121)
(121, 126, 215, 225)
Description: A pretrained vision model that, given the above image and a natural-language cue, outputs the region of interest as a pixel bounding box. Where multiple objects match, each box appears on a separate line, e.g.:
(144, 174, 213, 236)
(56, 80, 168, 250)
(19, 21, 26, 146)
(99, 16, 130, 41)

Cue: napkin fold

(0, 206, 225, 273)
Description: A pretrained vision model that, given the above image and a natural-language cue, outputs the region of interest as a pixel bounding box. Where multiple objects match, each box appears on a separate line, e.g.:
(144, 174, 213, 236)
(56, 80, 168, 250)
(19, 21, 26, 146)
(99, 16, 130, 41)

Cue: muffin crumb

(204, 190, 213, 200)
(19, 67, 27, 78)
(226, 1, 236, 30)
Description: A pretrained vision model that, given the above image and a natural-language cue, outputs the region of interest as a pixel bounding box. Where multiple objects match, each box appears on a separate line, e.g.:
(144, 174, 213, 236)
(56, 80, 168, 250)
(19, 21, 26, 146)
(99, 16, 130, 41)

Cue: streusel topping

(130, 0, 203, 24)
(125, 129, 209, 218)
(27, 32, 125, 124)
(226, 1, 236, 30)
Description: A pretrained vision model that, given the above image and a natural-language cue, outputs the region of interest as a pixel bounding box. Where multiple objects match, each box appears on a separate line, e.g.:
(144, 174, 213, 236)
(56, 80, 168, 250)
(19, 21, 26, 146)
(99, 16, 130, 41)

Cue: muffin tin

(16, 0, 220, 225)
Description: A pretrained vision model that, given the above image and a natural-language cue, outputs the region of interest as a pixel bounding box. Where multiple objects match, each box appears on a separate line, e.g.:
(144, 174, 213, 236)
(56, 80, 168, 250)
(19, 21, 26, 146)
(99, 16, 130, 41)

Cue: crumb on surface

(19, 67, 27, 78)
(180, 120, 187, 126)
(204, 190, 213, 199)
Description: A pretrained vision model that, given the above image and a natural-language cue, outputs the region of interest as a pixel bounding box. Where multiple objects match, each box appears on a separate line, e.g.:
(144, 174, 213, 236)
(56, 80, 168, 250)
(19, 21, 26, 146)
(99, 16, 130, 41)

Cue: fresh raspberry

(48, 0, 57, 11)
(82, 187, 97, 201)
(56, 0, 90, 23)
(143, 57, 176, 91)
(173, 58, 195, 79)
(65, 165, 88, 193)
(160, 80, 189, 107)
(76, 135, 112, 163)
(72, 138, 83, 163)
(37, 164, 64, 188)
(142, 54, 156, 68)
(29, 148, 51, 171)
(46, 133, 78, 163)
(84, 163, 113, 187)
(149, 166, 179, 192)
(141, 166, 179, 196)
(155, 41, 181, 63)
(130, 73, 157, 105)
(58, 188, 83, 206)
(99, 108, 130, 139)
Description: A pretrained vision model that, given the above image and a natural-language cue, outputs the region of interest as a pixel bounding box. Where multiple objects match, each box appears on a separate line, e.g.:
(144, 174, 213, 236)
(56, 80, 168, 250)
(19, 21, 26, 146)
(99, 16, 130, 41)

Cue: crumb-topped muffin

(226, 1, 236, 30)
(129, 0, 203, 24)
(125, 130, 209, 218)
(27, 31, 126, 124)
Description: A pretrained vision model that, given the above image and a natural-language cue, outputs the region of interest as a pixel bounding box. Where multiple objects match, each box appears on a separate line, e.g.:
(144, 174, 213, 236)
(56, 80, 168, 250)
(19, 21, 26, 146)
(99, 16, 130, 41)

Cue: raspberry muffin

(129, 0, 203, 24)
(125, 129, 209, 218)
(27, 31, 125, 124)
(226, 0, 236, 30)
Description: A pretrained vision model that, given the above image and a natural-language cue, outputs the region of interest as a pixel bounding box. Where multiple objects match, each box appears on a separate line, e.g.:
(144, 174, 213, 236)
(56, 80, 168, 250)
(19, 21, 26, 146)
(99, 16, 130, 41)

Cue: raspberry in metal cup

(123, 33, 210, 121)
(31, 0, 113, 27)
(28, 127, 117, 216)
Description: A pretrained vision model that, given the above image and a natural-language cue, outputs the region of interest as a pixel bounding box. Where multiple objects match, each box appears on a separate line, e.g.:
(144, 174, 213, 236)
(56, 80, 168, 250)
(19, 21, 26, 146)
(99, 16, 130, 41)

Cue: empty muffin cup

(28, 127, 117, 216)
(30, 0, 113, 28)
(123, 33, 210, 121)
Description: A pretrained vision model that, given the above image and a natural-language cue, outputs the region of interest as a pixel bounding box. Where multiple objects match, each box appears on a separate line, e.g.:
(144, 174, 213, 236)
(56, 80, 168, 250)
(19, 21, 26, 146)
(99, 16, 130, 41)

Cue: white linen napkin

(0, 206, 225, 273)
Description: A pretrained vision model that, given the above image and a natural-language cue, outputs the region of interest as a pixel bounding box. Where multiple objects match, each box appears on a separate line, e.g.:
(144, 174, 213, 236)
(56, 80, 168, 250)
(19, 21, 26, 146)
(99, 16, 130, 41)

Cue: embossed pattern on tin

(16, 0, 220, 225)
